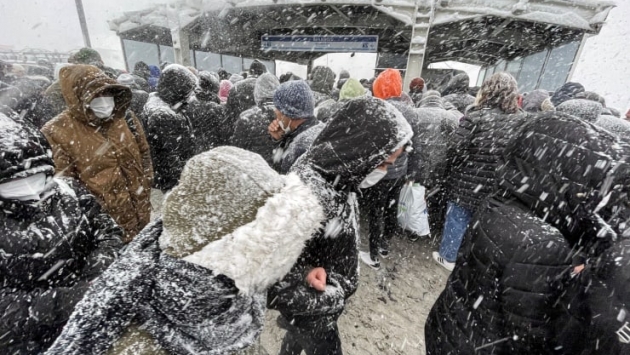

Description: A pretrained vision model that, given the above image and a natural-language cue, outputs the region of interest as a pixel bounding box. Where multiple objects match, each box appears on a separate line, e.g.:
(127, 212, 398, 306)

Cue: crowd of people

(1, 46, 630, 355)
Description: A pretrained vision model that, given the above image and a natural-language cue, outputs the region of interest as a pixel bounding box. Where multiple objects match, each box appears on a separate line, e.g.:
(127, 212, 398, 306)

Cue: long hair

(474, 72, 519, 114)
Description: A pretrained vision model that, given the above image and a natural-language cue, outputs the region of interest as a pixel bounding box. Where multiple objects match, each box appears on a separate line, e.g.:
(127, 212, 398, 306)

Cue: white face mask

(90, 96, 115, 119)
(359, 169, 387, 189)
(0, 173, 48, 201)
(278, 118, 292, 134)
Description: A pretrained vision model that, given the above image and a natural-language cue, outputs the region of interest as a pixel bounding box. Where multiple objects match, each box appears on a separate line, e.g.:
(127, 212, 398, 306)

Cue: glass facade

(122, 39, 276, 74)
(476, 41, 579, 92)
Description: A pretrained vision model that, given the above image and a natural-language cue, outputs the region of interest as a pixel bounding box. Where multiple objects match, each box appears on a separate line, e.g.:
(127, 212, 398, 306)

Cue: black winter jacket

(230, 101, 277, 165)
(188, 99, 230, 154)
(225, 78, 257, 136)
(273, 118, 325, 174)
(129, 89, 149, 118)
(268, 96, 413, 324)
(446, 107, 527, 211)
(0, 178, 123, 354)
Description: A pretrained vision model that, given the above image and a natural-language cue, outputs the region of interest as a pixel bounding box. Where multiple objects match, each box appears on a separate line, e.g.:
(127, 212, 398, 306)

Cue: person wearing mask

(441, 73, 475, 114)
(231, 73, 280, 165)
(358, 68, 416, 269)
(268, 80, 325, 174)
(45, 146, 325, 355)
(409, 91, 459, 235)
(117, 73, 149, 118)
(521, 89, 555, 113)
(0, 113, 123, 354)
(309, 66, 336, 106)
(426, 112, 630, 355)
(42, 64, 153, 242)
(131, 61, 152, 92)
(142, 64, 198, 216)
(434, 72, 526, 271)
(269, 96, 413, 355)
(550, 81, 585, 107)
(409, 77, 425, 106)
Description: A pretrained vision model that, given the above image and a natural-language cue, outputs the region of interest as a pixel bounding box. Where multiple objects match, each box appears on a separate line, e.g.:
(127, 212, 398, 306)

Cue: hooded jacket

(268, 97, 413, 323)
(426, 113, 630, 355)
(273, 118, 325, 174)
(522, 89, 552, 113)
(196, 71, 221, 104)
(595, 114, 630, 140)
(45, 147, 324, 355)
(442, 74, 475, 113)
(42, 65, 153, 241)
(315, 78, 367, 123)
(148, 65, 160, 92)
(230, 73, 280, 165)
(408, 92, 459, 187)
(132, 62, 151, 92)
(373, 69, 403, 101)
(384, 97, 414, 180)
(0, 114, 123, 354)
(143, 64, 198, 191)
(225, 78, 257, 131)
(310, 66, 336, 105)
(446, 107, 527, 211)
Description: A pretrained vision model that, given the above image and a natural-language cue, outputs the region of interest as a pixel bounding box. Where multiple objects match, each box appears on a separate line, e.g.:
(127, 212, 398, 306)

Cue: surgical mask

(90, 96, 115, 119)
(359, 169, 387, 189)
(278, 118, 292, 134)
(0, 173, 48, 201)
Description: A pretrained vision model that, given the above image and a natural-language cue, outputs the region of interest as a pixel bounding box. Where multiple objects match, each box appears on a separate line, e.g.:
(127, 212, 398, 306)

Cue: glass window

(538, 41, 580, 92)
(160, 45, 175, 64)
(123, 40, 159, 71)
(195, 51, 222, 72)
(262, 60, 276, 75)
(222, 54, 243, 74)
(476, 67, 488, 86)
(494, 59, 507, 74)
(505, 58, 523, 79)
(517, 49, 548, 92)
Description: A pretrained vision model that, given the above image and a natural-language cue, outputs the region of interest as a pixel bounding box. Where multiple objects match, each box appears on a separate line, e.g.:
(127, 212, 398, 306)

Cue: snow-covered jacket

(408, 94, 458, 186)
(47, 147, 324, 355)
(556, 98, 602, 122)
(225, 78, 257, 132)
(143, 65, 198, 191)
(0, 114, 123, 354)
(442, 74, 475, 113)
(129, 88, 149, 118)
(273, 119, 325, 174)
(42, 64, 153, 241)
(595, 114, 630, 140)
(188, 98, 229, 154)
(446, 107, 527, 211)
(231, 101, 276, 165)
(385, 98, 415, 180)
(426, 113, 630, 355)
(310, 66, 335, 106)
(268, 96, 413, 323)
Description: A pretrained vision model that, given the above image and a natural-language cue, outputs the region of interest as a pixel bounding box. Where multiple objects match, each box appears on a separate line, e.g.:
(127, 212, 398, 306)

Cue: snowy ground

(260, 231, 450, 355)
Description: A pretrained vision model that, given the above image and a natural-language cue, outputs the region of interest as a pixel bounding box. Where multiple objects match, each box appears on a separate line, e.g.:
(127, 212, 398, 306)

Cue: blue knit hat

(273, 80, 315, 119)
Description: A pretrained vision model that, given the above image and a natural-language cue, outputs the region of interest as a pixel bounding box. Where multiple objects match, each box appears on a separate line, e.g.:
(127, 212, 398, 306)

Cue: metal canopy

(109, 0, 614, 67)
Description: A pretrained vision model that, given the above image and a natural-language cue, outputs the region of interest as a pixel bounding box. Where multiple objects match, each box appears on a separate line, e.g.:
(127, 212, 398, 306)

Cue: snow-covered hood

(500, 112, 630, 248)
(557, 98, 603, 122)
(157, 64, 198, 106)
(301, 96, 413, 188)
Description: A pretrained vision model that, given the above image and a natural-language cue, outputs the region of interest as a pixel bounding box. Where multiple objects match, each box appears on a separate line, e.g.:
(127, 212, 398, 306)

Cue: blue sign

(261, 35, 378, 53)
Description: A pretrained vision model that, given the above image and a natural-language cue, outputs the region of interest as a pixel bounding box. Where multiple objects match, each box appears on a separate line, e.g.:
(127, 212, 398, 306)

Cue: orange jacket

(42, 65, 153, 242)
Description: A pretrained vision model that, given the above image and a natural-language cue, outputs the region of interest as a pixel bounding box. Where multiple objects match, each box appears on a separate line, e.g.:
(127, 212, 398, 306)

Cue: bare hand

(268, 119, 284, 140)
(306, 267, 327, 291)
(573, 264, 585, 274)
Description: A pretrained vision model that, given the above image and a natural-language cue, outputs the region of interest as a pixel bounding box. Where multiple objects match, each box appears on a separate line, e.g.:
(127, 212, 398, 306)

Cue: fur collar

(183, 173, 324, 295)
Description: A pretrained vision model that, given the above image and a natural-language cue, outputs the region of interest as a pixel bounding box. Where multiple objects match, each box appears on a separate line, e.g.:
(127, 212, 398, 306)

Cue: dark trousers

(426, 184, 447, 236)
(360, 178, 404, 259)
(278, 314, 342, 355)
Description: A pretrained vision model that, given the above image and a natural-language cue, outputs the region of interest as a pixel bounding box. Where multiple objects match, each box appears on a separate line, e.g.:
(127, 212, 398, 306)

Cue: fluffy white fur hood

(182, 173, 324, 295)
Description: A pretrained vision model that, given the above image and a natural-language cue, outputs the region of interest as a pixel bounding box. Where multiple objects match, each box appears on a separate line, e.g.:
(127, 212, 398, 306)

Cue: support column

(167, 5, 191, 66)
(403, 2, 435, 90)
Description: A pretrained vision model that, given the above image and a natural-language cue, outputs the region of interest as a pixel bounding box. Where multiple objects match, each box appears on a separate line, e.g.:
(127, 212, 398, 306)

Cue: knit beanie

(116, 74, 135, 87)
(273, 80, 315, 119)
(161, 147, 284, 258)
(373, 69, 403, 100)
(254, 73, 280, 105)
(339, 78, 366, 101)
(409, 77, 425, 93)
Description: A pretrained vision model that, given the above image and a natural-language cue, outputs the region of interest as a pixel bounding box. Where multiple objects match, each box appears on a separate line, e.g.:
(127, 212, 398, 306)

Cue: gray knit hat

(273, 80, 315, 119)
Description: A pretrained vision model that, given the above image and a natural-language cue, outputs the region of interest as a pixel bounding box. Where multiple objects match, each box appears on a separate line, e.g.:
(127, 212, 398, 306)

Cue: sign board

(261, 35, 378, 53)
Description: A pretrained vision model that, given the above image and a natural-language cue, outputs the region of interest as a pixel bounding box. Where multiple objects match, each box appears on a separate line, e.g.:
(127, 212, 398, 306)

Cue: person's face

(376, 147, 404, 171)
(274, 109, 292, 129)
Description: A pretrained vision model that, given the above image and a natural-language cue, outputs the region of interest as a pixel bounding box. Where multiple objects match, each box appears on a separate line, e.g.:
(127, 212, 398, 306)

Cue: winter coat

(426, 113, 630, 355)
(188, 99, 229, 153)
(442, 74, 475, 113)
(556, 99, 602, 122)
(47, 147, 325, 355)
(42, 65, 153, 241)
(148, 65, 160, 92)
(231, 101, 276, 165)
(310, 66, 335, 106)
(197, 71, 221, 104)
(129, 88, 149, 118)
(446, 107, 527, 211)
(273, 119, 325, 174)
(225, 78, 257, 135)
(595, 114, 630, 140)
(408, 95, 458, 187)
(385, 98, 415, 180)
(522, 89, 552, 113)
(442, 93, 475, 115)
(550, 82, 585, 107)
(143, 65, 198, 191)
(42, 81, 66, 118)
(268, 96, 413, 324)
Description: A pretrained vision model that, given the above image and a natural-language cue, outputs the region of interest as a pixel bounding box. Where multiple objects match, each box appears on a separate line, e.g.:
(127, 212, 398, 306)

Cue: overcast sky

(0, 0, 628, 109)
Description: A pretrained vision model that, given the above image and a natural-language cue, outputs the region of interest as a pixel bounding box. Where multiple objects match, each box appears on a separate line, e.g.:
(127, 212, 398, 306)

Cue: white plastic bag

(397, 182, 431, 236)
